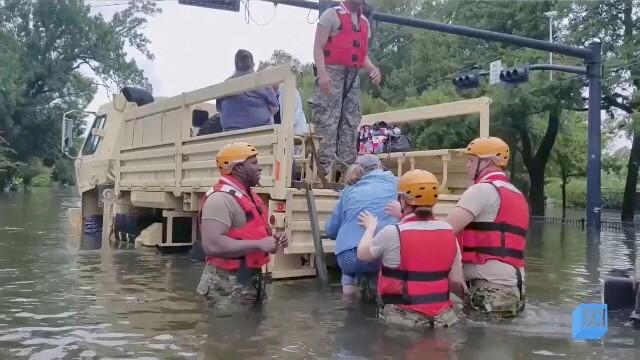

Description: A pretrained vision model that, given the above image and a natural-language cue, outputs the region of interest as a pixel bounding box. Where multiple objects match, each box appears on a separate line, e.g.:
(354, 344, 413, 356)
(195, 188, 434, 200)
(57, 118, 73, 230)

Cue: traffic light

(452, 72, 480, 91)
(178, 0, 241, 12)
(499, 66, 529, 84)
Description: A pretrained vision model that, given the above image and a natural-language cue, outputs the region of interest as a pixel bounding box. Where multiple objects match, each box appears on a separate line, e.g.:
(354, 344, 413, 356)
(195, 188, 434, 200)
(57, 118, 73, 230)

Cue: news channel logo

(572, 303, 608, 341)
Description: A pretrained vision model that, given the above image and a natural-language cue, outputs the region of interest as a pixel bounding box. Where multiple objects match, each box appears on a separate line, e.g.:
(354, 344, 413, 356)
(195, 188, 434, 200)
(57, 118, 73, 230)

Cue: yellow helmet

(465, 136, 510, 167)
(398, 169, 440, 207)
(216, 142, 258, 175)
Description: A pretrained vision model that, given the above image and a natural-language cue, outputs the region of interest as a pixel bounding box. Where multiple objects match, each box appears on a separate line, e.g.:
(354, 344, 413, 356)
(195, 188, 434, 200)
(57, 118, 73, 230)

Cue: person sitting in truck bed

(325, 154, 398, 301)
(216, 49, 280, 131)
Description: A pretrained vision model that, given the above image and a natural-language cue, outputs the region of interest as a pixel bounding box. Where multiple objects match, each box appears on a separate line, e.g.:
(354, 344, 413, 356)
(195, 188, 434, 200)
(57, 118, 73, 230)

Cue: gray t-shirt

(201, 192, 246, 228)
(318, 7, 371, 39)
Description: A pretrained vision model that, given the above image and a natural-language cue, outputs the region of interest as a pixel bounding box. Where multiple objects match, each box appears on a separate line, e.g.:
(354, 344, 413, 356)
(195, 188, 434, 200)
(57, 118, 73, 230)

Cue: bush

(31, 172, 53, 187)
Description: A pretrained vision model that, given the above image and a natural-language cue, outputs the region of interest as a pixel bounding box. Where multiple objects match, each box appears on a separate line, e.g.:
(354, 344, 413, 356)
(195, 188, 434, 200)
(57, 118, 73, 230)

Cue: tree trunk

(622, 130, 640, 222)
(519, 106, 561, 216)
(561, 177, 567, 219)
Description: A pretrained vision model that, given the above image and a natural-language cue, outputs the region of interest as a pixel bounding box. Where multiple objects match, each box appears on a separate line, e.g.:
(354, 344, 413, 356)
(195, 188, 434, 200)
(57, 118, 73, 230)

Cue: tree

(0, 0, 160, 187)
(565, 0, 640, 221)
(549, 113, 588, 218)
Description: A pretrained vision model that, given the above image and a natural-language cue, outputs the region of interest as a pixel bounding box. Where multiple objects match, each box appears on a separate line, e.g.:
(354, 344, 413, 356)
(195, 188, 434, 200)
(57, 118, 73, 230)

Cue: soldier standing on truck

(197, 142, 288, 309)
(310, 0, 382, 181)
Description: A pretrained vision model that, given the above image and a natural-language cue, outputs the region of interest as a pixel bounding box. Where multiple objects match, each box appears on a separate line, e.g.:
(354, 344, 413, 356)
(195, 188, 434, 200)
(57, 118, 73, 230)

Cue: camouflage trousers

(377, 305, 459, 329)
(465, 280, 525, 317)
(309, 65, 361, 178)
(196, 263, 267, 311)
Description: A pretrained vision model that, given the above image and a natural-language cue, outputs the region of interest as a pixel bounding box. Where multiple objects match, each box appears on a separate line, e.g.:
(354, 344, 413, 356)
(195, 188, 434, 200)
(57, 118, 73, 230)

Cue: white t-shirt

(456, 172, 526, 288)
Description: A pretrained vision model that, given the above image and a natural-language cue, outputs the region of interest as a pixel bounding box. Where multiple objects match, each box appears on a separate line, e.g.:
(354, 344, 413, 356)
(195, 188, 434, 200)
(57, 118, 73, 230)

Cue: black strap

(381, 267, 449, 282)
(463, 246, 524, 260)
(467, 222, 527, 237)
(516, 266, 523, 301)
(381, 292, 449, 305)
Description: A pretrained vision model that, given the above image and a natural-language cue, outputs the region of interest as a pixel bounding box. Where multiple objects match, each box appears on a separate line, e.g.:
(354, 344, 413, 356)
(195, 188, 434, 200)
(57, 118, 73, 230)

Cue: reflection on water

(0, 187, 639, 359)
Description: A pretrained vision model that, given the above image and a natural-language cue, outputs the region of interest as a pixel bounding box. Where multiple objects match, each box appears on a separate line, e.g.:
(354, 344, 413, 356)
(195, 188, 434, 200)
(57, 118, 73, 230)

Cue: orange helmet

(398, 169, 440, 207)
(216, 142, 258, 175)
(465, 136, 510, 167)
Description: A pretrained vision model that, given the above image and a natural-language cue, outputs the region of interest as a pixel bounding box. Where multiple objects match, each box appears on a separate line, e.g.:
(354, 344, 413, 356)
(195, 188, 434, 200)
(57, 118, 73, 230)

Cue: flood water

(1, 187, 640, 359)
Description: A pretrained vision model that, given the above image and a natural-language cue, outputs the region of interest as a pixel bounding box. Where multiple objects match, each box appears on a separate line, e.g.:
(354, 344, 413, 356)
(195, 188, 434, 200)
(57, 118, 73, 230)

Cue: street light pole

(545, 11, 558, 81)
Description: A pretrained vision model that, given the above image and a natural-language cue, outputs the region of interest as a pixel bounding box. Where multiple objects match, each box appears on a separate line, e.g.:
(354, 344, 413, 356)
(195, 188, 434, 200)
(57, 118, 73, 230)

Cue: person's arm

(445, 207, 475, 234)
(363, 55, 381, 85)
(448, 242, 467, 300)
(313, 22, 332, 94)
(265, 87, 279, 115)
(325, 193, 346, 240)
(201, 219, 274, 258)
(356, 211, 378, 261)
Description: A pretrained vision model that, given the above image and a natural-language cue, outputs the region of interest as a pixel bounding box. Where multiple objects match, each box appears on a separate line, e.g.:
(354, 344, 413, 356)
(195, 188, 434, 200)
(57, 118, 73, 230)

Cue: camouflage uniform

(377, 305, 459, 329)
(466, 279, 525, 317)
(309, 65, 361, 178)
(196, 263, 267, 312)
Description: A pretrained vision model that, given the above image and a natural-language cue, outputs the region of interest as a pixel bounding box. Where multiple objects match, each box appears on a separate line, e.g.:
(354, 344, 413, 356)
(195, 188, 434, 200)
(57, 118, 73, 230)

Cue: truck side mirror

(61, 116, 74, 156)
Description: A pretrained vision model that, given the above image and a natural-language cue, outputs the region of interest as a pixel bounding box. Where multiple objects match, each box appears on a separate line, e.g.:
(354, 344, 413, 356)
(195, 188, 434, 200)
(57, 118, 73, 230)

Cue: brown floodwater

(0, 187, 639, 359)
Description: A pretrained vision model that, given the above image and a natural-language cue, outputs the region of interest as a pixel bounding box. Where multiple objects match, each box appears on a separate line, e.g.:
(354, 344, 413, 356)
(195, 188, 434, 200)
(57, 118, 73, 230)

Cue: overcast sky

(88, 0, 317, 111)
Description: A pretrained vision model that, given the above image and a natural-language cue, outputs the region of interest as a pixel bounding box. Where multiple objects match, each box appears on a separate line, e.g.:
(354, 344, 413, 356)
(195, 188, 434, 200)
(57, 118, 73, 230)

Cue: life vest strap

(381, 267, 449, 282)
(463, 246, 524, 259)
(381, 292, 449, 306)
(466, 221, 527, 237)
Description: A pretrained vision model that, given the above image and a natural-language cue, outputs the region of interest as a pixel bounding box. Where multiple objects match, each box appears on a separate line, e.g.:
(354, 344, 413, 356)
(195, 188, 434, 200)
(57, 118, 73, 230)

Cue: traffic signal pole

(184, 0, 604, 229)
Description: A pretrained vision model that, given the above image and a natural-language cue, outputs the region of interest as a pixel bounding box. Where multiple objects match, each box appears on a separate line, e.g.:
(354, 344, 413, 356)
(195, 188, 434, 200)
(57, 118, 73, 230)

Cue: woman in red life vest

(445, 136, 529, 317)
(356, 169, 466, 328)
(196, 142, 287, 308)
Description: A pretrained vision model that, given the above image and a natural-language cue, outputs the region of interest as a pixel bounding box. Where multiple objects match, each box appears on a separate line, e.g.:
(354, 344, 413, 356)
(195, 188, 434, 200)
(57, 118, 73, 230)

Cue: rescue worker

(445, 136, 529, 317)
(356, 169, 465, 328)
(310, 0, 382, 181)
(196, 142, 287, 309)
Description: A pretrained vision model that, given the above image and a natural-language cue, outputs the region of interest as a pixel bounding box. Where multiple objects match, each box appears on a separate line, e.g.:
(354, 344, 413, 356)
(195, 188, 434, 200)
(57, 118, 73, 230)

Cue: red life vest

(323, 3, 370, 68)
(198, 175, 271, 271)
(459, 172, 529, 268)
(377, 214, 457, 318)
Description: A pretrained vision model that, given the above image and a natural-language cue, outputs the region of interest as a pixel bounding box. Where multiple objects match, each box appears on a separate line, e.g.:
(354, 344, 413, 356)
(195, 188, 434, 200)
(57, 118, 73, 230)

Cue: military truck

(64, 65, 492, 279)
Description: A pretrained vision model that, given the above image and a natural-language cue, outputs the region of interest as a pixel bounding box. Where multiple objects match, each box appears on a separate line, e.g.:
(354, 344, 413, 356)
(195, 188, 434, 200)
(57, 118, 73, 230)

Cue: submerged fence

(531, 216, 640, 232)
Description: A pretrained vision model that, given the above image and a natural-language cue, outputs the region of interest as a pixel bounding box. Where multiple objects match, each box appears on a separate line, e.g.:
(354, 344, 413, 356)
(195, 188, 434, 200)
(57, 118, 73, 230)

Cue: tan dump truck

(64, 65, 492, 279)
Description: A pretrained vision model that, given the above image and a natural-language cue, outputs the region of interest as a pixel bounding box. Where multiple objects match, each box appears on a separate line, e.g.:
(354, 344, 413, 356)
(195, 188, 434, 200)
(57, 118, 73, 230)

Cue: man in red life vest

(445, 136, 529, 316)
(356, 170, 465, 328)
(196, 142, 287, 308)
(310, 0, 382, 181)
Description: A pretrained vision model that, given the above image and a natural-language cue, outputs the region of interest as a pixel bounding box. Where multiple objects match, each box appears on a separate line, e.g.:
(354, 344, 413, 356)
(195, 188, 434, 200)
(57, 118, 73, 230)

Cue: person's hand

(318, 71, 331, 94)
(358, 211, 378, 230)
(273, 232, 288, 253)
(258, 236, 278, 253)
(385, 200, 402, 219)
(369, 66, 381, 86)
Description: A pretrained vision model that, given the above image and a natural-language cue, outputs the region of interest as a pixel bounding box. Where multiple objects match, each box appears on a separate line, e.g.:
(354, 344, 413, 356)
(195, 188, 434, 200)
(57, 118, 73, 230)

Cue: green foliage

(0, 0, 159, 188)
(19, 158, 47, 186)
(549, 112, 588, 180)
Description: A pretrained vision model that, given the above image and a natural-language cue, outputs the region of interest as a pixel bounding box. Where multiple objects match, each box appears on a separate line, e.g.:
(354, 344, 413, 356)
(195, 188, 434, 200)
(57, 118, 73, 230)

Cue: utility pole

(545, 11, 558, 81)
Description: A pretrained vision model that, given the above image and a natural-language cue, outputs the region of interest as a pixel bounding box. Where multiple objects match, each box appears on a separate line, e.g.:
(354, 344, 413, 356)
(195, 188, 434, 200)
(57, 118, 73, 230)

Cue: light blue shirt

(325, 169, 399, 255)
